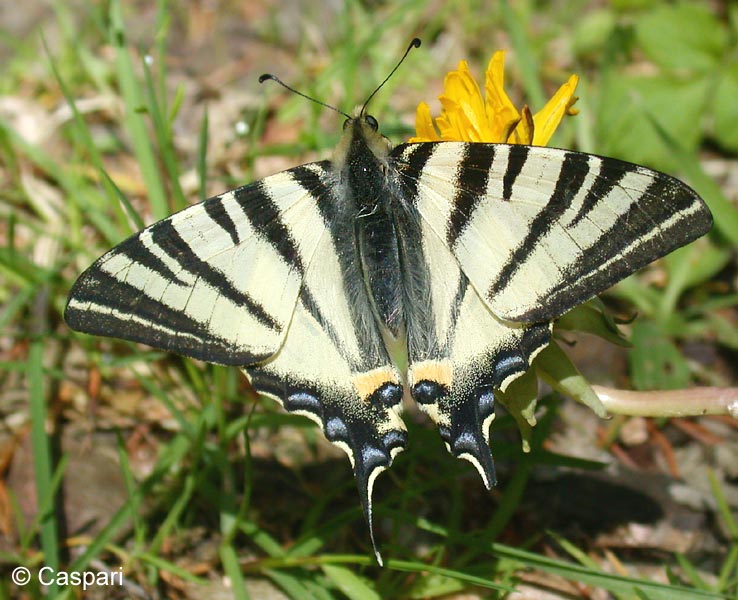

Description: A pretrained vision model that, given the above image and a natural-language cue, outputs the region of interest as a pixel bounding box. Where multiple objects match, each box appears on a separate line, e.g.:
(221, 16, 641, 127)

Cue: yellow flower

(410, 50, 579, 145)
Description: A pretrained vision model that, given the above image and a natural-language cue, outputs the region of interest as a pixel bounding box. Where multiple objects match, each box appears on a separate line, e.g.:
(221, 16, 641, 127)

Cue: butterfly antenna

(360, 37, 421, 116)
(259, 73, 351, 119)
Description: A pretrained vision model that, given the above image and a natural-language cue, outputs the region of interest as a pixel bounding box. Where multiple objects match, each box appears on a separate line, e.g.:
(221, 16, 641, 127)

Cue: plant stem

(592, 385, 738, 418)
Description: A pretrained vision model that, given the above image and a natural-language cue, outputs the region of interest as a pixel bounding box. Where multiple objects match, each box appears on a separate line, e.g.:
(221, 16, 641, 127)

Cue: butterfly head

(334, 110, 392, 170)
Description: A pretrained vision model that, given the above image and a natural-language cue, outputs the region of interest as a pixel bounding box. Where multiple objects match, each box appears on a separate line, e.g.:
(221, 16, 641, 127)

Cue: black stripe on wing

(150, 219, 279, 330)
(285, 163, 347, 349)
(204, 198, 240, 246)
(487, 151, 591, 299)
(446, 144, 496, 246)
(391, 142, 436, 202)
(569, 156, 627, 228)
(65, 269, 268, 365)
(502, 144, 529, 202)
(117, 236, 190, 287)
(508, 159, 713, 321)
(234, 180, 307, 277)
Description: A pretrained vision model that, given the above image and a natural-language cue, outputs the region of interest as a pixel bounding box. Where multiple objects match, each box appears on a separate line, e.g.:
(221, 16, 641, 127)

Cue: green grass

(2, 0, 738, 598)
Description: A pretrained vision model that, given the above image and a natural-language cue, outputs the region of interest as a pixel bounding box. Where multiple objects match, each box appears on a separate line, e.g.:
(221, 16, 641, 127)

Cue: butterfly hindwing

(245, 294, 405, 564)
(242, 163, 407, 561)
(393, 191, 552, 486)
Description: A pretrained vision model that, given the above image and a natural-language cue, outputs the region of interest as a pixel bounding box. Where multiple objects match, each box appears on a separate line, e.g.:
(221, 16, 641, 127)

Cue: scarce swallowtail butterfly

(65, 39, 713, 564)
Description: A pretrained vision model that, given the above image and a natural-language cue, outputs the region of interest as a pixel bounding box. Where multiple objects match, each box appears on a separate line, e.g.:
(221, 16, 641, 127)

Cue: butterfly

(65, 41, 713, 563)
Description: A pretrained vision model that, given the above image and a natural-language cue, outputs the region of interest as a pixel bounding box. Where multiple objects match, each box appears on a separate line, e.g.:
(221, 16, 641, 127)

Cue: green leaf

(109, 0, 169, 220)
(572, 9, 617, 57)
(611, 273, 662, 317)
(705, 313, 738, 351)
(635, 3, 727, 73)
(321, 565, 382, 600)
(406, 572, 465, 599)
(28, 337, 63, 598)
(264, 569, 320, 599)
(629, 320, 691, 390)
(491, 543, 727, 600)
(610, 0, 659, 10)
(385, 559, 513, 592)
(219, 544, 250, 600)
(496, 368, 538, 452)
(596, 73, 708, 171)
(659, 239, 731, 320)
(713, 64, 738, 153)
(556, 301, 630, 348)
(663, 238, 730, 292)
(535, 342, 607, 417)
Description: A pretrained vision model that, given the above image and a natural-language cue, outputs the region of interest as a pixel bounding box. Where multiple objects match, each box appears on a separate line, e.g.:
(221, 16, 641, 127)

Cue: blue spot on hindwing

(325, 416, 349, 441)
(286, 391, 322, 413)
(477, 389, 495, 418)
(381, 429, 407, 452)
(491, 352, 526, 387)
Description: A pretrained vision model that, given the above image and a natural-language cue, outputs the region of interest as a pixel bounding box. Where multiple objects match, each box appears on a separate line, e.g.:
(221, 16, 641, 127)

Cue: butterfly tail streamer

(344, 416, 408, 566)
(354, 459, 386, 566)
(446, 392, 498, 490)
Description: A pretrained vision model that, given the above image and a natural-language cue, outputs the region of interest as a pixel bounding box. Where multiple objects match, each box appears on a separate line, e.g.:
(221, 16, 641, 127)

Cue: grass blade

(27, 335, 59, 595)
(108, 0, 168, 220)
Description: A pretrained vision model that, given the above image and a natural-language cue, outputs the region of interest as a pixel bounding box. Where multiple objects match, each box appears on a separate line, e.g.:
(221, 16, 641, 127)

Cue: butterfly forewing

(394, 142, 712, 323)
(65, 164, 334, 365)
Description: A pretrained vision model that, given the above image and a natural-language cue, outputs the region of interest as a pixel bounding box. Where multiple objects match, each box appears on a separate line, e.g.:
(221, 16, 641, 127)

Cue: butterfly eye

(365, 115, 379, 131)
(343, 118, 351, 130)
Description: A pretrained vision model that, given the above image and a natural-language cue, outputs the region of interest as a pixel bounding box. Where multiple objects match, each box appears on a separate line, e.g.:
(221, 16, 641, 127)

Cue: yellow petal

(484, 50, 521, 142)
(408, 101, 440, 142)
(437, 62, 489, 141)
(500, 114, 522, 141)
(509, 105, 534, 145)
(532, 74, 579, 146)
(436, 97, 468, 141)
